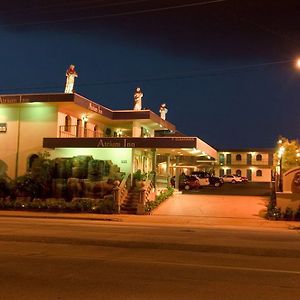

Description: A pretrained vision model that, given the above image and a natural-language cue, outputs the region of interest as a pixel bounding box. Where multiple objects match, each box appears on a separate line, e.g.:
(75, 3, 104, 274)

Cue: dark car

(191, 171, 223, 187)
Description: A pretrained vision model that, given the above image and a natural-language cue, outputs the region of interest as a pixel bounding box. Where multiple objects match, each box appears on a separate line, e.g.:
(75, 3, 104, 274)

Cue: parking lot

(182, 182, 271, 196)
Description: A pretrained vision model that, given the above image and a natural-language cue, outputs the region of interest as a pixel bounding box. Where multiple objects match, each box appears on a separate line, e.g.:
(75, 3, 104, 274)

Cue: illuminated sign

(0, 96, 30, 104)
(88, 102, 103, 114)
(97, 139, 135, 148)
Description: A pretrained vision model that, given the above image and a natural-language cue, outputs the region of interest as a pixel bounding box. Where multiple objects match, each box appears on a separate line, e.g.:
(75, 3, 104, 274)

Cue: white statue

(133, 87, 143, 110)
(64, 64, 78, 93)
(159, 103, 168, 120)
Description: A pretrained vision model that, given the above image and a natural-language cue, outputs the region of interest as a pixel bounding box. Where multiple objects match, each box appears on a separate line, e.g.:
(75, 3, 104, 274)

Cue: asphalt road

(0, 217, 299, 300)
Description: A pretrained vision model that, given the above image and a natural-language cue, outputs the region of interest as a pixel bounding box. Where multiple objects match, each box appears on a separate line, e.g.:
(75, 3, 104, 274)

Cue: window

(0, 123, 7, 133)
(256, 170, 262, 177)
(256, 154, 262, 161)
(64, 115, 71, 132)
(236, 169, 241, 176)
(236, 154, 242, 161)
(219, 154, 225, 165)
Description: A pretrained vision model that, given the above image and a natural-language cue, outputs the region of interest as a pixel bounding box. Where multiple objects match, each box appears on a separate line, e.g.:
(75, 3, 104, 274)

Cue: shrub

(265, 190, 281, 220)
(283, 207, 294, 220)
(266, 206, 281, 220)
(93, 196, 116, 214)
(46, 198, 67, 212)
(0, 177, 11, 199)
(294, 206, 300, 221)
(145, 186, 174, 213)
(71, 197, 95, 212)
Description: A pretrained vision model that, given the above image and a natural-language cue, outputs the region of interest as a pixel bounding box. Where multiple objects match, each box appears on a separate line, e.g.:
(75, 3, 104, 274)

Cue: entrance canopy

(43, 136, 217, 159)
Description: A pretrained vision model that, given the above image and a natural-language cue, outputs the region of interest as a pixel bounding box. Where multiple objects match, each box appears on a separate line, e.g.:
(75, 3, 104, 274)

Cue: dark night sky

(1, 0, 300, 149)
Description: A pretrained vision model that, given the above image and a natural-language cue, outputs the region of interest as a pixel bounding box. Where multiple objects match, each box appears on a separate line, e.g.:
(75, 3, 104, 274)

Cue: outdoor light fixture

(82, 115, 88, 122)
(278, 145, 285, 192)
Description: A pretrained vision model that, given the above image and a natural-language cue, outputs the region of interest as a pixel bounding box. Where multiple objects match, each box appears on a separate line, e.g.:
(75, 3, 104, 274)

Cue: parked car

(222, 174, 243, 184)
(191, 171, 223, 187)
(183, 175, 210, 190)
(232, 174, 249, 183)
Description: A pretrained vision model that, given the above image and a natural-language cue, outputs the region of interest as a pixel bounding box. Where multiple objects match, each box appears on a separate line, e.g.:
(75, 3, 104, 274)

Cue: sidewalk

(0, 210, 299, 232)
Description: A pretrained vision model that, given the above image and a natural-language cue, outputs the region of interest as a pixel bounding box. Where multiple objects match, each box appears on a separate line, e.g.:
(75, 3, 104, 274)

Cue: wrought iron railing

(59, 125, 103, 138)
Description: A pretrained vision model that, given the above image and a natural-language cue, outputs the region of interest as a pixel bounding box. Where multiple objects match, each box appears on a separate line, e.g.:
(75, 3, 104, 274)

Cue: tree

(275, 137, 300, 173)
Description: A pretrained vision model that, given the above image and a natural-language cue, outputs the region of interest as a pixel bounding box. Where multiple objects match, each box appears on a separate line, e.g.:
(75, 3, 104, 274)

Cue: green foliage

(145, 186, 174, 213)
(283, 207, 294, 220)
(0, 196, 116, 214)
(0, 177, 11, 199)
(276, 137, 300, 173)
(13, 175, 43, 199)
(133, 169, 147, 181)
(94, 197, 117, 214)
(71, 197, 95, 211)
(265, 191, 281, 220)
(88, 159, 102, 181)
(294, 206, 300, 221)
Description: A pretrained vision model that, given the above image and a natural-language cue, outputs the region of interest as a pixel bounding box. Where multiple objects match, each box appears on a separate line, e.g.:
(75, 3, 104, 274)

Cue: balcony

(59, 125, 103, 138)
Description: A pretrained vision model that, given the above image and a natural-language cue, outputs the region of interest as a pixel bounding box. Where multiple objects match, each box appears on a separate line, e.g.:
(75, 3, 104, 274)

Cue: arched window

(236, 169, 241, 176)
(256, 169, 262, 177)
(236, 154, 242, 161)
(64, 115, 71, 132)
(256, 154, 262, 161)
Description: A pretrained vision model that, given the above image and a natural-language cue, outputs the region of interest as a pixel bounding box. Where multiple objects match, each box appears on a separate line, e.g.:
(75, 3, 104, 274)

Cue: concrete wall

(276, 192, 300, 211)
(0, 104, 58, 178)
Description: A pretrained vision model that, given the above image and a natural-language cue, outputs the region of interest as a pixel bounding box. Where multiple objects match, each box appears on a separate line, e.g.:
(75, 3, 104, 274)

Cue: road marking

(113, 257, 300, 275)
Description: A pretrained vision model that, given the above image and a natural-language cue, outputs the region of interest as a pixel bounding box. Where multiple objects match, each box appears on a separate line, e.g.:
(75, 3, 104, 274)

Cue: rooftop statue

(159, 103, 168, 120)
(133, 87, 143, 110)
(64, 64, 78, 93)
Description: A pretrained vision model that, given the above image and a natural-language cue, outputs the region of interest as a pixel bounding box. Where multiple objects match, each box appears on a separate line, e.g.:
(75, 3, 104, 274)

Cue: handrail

(59, 125, 102, 138)
(119, 175, 128, 206)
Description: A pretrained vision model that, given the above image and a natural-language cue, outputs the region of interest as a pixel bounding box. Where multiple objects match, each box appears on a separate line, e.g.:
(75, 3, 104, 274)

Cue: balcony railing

(59, 125, 103, 138)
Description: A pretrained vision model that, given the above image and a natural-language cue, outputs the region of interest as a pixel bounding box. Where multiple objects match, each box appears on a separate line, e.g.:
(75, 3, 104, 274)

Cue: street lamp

(278, 145, 285, 192)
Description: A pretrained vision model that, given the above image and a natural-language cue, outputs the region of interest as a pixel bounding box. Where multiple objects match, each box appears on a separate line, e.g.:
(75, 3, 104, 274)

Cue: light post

(277, 144, 285, 192)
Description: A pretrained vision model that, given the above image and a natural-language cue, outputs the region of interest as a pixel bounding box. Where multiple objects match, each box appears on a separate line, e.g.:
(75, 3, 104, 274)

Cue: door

(247, 169, 252, 181)
(198, 177, 210, 186)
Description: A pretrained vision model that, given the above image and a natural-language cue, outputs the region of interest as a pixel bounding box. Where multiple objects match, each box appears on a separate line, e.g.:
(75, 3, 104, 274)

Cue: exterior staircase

(120, 188, 140, 214)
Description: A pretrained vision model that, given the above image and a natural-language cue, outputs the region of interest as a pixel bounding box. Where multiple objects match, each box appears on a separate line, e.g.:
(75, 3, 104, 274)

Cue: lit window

(0, 123, 7, 133)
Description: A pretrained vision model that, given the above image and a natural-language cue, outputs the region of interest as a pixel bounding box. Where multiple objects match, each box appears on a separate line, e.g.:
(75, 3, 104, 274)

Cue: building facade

(0, 93, 217, 188)
(216, 149, 274, 182)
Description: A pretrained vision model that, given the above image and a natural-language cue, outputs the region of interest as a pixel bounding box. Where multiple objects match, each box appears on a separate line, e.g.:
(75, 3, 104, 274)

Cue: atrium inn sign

(0, 92, 217, 182)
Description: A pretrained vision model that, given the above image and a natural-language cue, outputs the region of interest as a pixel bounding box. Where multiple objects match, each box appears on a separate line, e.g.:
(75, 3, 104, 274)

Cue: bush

(46, 198, 67, 212)
(145, 186, 174, 213)
(283, 207, 294, 220)
(0, 177, 11, 199)
(71, 197, 96, 212)
(94, 197, 116, 214)
(294, 206, 300, 221)
(265, 191, 281, 220)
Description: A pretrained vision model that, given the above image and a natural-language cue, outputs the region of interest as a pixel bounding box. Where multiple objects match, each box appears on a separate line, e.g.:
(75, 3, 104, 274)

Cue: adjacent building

(216, 149, 274, 182)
